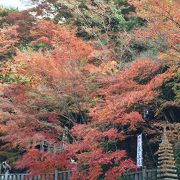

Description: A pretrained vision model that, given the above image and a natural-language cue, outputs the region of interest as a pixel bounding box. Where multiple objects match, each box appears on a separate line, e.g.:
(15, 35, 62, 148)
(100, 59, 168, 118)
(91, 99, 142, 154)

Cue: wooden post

(53, 144, 57, 154)
(54, 169, 58, 180)
(40, 140, 45, 152)
(67, 171, 71, 180)
(5, 171, 9, 180)
(142, 166, 146, 180)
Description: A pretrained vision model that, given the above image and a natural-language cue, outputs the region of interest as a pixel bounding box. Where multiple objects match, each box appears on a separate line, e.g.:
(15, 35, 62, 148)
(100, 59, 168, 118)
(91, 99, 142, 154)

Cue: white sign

(137, 133, 143, 167)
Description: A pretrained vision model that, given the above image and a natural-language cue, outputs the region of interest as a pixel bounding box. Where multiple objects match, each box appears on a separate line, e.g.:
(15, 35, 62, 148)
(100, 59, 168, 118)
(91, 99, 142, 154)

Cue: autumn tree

(65, 58, 172, 179)
(0, 1, 178, 178)
(0, 25, 19, 59)
(0, 19, 93, 174)
(1, 56, 172, 178)
(128, 0, 180, 64)
(0, 9, 37, 53)
(1, 19, 172, 179)
(27, 0, 145, 62)
(129, 0, 179, 57)
(128, 0, 180, 122)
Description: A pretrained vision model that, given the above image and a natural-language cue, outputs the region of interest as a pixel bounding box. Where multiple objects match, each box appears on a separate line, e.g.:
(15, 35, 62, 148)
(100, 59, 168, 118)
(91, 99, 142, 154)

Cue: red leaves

(30, 20, 92, 58)
(101, 128, 124, 140)
(47, 113, 59, 123)
(0, 8, 174, 179)
(122, 112, 143, 130)
(90, 59, 172, 125)
(0, 25, 19, 57)
(14, 21, 93, 89)
(65, 58, 172, 179)
(0, 55, 172, 178)
(36, 36, 50, 45)
(71, 124, 124, 142)
(0, 10, 36, 59)
(123, 59, 161, 80)
(0, 20, 94, 176)
(16, 149, 71, 175)
(105, 159, 136, 180)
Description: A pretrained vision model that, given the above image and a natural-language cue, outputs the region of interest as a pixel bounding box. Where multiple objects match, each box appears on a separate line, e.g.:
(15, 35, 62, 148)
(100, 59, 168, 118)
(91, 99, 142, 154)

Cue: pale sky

(0, 0, 32, 10)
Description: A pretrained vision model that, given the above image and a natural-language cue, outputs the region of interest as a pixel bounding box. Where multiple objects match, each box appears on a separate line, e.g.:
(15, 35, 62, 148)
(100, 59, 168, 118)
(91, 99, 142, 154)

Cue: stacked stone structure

(157, 126, 178, 180)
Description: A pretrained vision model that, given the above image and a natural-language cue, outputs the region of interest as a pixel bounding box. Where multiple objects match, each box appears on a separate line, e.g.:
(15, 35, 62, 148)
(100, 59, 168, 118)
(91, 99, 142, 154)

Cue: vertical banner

(137, 133, 143, 167)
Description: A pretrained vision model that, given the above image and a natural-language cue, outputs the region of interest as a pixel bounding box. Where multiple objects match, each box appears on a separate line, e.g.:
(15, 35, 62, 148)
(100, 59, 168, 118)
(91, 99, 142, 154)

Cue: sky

(0, 0, 31, 10)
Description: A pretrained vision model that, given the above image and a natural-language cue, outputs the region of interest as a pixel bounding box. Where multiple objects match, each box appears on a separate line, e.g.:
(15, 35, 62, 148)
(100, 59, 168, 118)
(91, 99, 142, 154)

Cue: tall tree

(0, 19, 93, 174)
(129, 0, 180, 62)
(0, 25, 19, 59)
(27, 0, 144, 61)
(66, 59, 172, 179)
(0, 9, 36, 55)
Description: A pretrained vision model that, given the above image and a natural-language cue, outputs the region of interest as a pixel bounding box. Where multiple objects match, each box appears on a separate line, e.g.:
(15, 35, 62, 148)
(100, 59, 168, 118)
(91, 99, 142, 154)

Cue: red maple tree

(65, 58, 172, 179)
(0, 8, 174, 180)
(0, 25, 19, 58)
(0, 20, 92, 174)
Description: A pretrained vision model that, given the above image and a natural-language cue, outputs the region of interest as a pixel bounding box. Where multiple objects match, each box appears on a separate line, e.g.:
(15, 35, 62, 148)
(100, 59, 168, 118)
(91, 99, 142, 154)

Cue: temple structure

(157, 126, 178, 180)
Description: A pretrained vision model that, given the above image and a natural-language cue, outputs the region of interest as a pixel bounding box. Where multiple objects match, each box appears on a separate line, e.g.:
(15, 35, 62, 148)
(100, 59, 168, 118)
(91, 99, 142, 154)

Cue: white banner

(137, 133, 143, 167)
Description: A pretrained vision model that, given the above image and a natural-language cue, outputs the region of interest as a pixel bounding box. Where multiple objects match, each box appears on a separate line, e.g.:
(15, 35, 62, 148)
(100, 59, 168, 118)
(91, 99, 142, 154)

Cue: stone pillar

(157, 126, 178, 180)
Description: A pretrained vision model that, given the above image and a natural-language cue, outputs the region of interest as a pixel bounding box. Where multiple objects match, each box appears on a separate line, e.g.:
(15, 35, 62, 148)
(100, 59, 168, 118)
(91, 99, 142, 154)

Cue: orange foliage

(0, 21, 93, 175)
(0, 83, 73, 174)
(129, 0, 180, 61)
(0, 26, 19, 57)
(0, 12, 174, 179)
(15, 20, 92, 85)
(0, 56, 172, 178)
(90, 59, 172, 125)
(0, 10, 35, 38)
(64, 59, 172, 179)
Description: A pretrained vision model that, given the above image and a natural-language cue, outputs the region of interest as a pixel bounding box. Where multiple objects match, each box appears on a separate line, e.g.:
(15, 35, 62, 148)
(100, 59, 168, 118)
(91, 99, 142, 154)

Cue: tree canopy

(0, 0, 179, 179)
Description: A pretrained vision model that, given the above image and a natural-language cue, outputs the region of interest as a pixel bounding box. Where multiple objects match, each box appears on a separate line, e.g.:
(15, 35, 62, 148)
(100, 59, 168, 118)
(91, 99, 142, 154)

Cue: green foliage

(0, 7, 18, 18)
(107, 6, 143, 32)
(0, 148, 19, 162)
(160, 69, 180, 103)
(42, 0, 145, 61)
(0, 74, 32, 84)
(75, 0, 144, 38)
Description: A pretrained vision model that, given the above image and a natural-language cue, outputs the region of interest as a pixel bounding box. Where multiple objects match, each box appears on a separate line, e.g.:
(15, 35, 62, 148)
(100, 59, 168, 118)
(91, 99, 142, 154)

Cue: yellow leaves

(84, 64, 99, 74)
(0, 8, 6, 14)
(0, 33, 5, 41)
(164, 0, 173, 5)
(130, 0, 179, 23)
(158, 49, 180, 63)
(0, 125, 7, 133)
(100, 60, 118, 75)
(85, 61, 118, 75)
